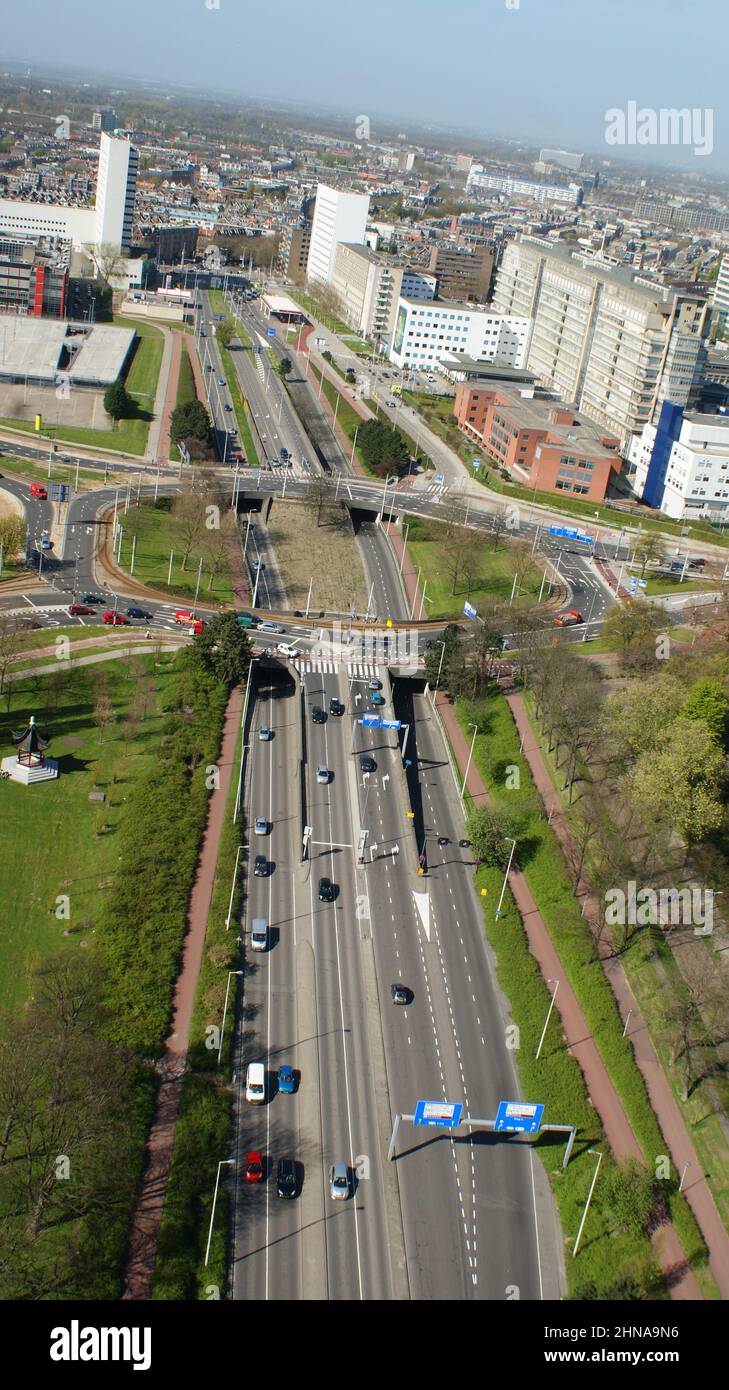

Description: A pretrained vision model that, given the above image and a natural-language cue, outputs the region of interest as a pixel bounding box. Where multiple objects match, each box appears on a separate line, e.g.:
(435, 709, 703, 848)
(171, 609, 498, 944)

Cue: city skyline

(1, 0, 727, 173)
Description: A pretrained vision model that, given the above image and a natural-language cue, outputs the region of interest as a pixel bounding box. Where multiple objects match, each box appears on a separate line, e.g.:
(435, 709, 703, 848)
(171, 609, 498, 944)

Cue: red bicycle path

(383, 517, 709, 1299)
(122, 682, 244, 1299)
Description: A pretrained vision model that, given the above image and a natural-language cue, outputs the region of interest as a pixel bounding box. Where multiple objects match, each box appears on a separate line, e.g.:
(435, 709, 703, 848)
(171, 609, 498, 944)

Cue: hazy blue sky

(4, 0, 728, 172)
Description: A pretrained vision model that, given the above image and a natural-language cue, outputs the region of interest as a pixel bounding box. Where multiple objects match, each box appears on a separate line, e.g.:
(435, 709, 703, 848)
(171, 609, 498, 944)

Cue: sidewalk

(155, 328, 183, 465)
(503, 684, 729, 1300)
(123, 682, 244, 1299)
(433, 686, 703, 1299)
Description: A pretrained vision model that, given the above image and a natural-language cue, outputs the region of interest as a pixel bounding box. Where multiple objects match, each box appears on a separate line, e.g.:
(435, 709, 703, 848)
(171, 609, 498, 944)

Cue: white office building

(0, 134, 138, 252)
(712, 253, 729, 329)
(306, 183, 370, 284)
(389, 297, 531, 372)
(628, 412, 729, 520)
(331, 242, 436, 347)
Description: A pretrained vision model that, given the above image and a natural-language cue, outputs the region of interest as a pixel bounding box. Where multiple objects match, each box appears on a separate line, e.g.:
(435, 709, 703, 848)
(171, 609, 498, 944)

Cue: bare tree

(173, 491, 205, 570)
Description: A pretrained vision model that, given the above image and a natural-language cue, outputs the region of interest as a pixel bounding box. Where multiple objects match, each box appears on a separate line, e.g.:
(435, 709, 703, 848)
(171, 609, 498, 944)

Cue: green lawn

(0, 317, 164, 457)
(0, 653, 179, 1008)
(0, 452, 122, 490)
(640, 572, 713, 596)
(175, 337, 198, 411)
(405, 516, 543, 618)
(217, 341, 260, 468)
(207, 289, 253, 350)
(114, 500, 233, 603)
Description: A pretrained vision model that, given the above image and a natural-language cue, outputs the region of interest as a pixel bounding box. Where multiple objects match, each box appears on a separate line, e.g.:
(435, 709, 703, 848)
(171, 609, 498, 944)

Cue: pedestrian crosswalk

(299, 659, 381, 677)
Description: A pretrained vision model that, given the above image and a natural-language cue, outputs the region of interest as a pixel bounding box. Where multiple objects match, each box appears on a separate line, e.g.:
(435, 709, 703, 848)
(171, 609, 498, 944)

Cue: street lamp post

(536, 978, 559, 1059)
(461, 721, 479, 806)
(225, 844, 243, 930)
(494, 838, 517, 919)
(205, 1159, 235, 1266)
(398, 520, 410, 577)
(218, 970, 243, 1065)
(573, 1150, 603, 1257)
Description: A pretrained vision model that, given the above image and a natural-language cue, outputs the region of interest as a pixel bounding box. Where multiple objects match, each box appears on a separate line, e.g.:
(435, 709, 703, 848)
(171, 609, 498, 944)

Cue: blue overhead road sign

(414, 1100, 463, 1129)
(360, 715, 380, 728)
(495, 1100, 544, 1134)
(548, 525, 594, 544)
(380, 718, 401, 730)
(266, 327, 276, 337)
(463, 602, 478, 621)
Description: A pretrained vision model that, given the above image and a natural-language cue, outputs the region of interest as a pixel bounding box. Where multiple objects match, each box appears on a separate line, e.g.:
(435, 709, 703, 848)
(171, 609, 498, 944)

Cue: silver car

(254, 816, 268, 835)
(316, 765, 330, 784)
(329, 1163, 350, 1201)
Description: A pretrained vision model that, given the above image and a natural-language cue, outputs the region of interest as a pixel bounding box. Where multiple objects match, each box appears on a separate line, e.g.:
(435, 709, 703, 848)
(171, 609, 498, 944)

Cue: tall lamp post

(205, 1159, 235, 1266)
(494, 837, 517, 920)
(461, 721, 479, 808)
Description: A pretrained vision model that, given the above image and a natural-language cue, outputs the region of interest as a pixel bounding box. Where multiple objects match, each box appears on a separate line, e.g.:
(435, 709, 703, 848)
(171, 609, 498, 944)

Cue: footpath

(123, 682, 244, 1299)
(503, 686, 729, 1301)
(382, 517, 704, 1297)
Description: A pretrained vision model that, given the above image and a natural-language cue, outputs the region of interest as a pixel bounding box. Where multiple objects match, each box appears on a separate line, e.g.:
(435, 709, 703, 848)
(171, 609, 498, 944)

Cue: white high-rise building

(306, 184, 370, 285)
(389, 297, 530, 371)
(0, 134, 138, 252)
(94, 133, 138, 250)
(712, 253, 729, 329)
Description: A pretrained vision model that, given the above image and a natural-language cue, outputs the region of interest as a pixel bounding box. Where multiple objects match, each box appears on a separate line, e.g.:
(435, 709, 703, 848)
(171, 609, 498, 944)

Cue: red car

(244, 1151, 264, 1183)
(174, 610, 204, 634)
(30, 482, 47, 499)
(102, 610, 129, 625)
(68, 604, 95, 616)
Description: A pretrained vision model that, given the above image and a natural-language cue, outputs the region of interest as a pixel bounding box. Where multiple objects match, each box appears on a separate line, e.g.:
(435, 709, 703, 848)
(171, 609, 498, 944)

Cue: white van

(246, 1062, 266, 1104)
(251, 917, 267, 952)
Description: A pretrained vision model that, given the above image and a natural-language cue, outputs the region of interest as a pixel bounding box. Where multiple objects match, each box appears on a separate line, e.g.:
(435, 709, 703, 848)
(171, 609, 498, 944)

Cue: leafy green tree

(628, 716, 725, 843)
(103, 379, 132, 422)
(191, 612, 253, 685)
(170, 399, 212, 448)
(603, 1157, 656, 1235)
(601, 599, 669, 666)
(601, 674, 685, 762)
(0, 513, 26, 562)
(423, 624, 462, 691)
(681, 677, 729, 747)
(632, 532, 665, 577)
(277, 356, 292, 379)
(466, 806, 521, 867)
(216, 318, 235, 348)
(345, 367, 356, 383)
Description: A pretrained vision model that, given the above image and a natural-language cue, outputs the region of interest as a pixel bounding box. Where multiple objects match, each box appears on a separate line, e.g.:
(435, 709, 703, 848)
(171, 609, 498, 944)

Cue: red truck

(553, 609, 583, 627)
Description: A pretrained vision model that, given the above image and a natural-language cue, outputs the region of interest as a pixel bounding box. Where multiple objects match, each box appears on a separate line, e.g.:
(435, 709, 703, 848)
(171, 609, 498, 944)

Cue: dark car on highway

(276, 1158, 298, 1199)
(359, 755, 376, 773)
(312, 706, 326, 724)
(126, 607, 153, 621)
(254, 855, 268, 877)
(318, 877, 336, 902)
(329, 698, 344, 716)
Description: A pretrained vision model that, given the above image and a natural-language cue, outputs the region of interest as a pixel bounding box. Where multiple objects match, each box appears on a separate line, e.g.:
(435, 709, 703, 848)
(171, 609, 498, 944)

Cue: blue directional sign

(360, 715, 380, 728)
(463, 601, 478, 621)
(637, 578, 648, 588)
(495, 1100, 544, 1134)
(495, 1100, 539, 1134)
(380, 718, 401, 730)
(433, 473, 444, 484)
(414, 1099, 463, 1129)
(628, 577, 638, 594)
(266, 327, 276, 337)
(472, 458, 481, 469)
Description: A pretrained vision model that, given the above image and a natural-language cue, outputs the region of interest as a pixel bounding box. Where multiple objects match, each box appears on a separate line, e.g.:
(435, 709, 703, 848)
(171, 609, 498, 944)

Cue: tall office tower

(94, 133, 139, 251)
(493, 237, 708, 445)
(712, 253, 729, 329)
(306, 183, 370, 284)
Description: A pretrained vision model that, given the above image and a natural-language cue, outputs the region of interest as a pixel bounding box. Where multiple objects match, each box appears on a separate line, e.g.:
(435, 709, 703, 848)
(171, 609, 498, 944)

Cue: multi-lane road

(229, 646, 564, 1299)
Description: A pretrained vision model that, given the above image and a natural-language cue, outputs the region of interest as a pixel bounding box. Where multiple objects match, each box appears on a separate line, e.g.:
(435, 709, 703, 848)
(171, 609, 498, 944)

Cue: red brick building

(454, 381, 623, 500)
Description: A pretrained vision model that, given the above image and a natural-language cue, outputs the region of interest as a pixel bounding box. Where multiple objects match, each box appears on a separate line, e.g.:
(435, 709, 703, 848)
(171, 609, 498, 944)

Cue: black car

(312, 707, 326, 724)
(359, 755, 376, 773)
(391, 984, 411, 1005)
(126, 607, 153, 621)
(254, 855, 268, 877)
(329, 697, 344, 716)
(276, 1157, 298, 1199)
(437, 835, 449, 847)
(82, 593, 104, 605)
(459, 838, 471, 849)
(318, 877, 336, 902)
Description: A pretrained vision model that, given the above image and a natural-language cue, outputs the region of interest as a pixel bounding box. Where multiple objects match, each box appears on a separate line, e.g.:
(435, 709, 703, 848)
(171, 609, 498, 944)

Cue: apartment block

(492, 237, 708, 445)
(627, 405, 729, 520)
(427, 243, 494, 302)
(455, 381, 622, 501)
(331, 243, 435, 346)
(712, 253, 729, 329)
(306, 183, 370, 284)
(466, 166, 583, 206)
(0, 238, 68, 317)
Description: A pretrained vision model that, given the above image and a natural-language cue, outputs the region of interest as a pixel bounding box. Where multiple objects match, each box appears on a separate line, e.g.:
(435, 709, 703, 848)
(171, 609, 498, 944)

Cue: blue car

(278, 1065, 295, 1094)
(370, 692, 385, 706)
